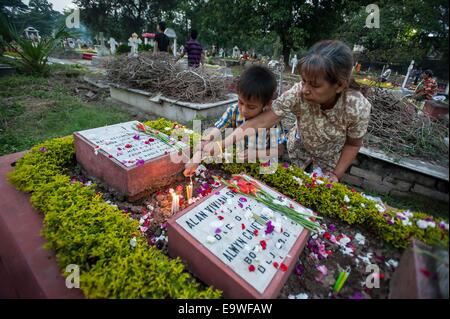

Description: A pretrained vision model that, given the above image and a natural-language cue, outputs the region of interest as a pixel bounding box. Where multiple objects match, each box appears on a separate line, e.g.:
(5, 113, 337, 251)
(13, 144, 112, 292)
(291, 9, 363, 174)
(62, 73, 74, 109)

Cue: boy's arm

(183, 105, 234, 176)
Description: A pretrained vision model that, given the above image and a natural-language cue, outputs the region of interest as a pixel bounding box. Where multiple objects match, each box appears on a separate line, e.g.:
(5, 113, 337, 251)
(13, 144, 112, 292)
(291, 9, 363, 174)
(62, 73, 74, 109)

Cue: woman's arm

(330, 136, 363, 180)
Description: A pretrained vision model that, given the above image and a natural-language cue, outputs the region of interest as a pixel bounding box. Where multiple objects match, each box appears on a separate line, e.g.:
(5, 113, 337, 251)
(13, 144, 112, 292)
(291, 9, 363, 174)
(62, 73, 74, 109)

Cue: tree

(335, 0, 449, 66)
(73, 0, 177, 41)
(24, 0, 61, 36)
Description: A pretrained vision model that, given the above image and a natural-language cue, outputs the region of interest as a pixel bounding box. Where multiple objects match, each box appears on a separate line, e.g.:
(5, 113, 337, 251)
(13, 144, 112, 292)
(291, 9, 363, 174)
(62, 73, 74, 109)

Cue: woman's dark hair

(423, 69, 434, 77)
(298, 40, 360, 91)
(190, 29, 198, 40)
(237, 65, 277, 106)
(158, 21, 166, 32)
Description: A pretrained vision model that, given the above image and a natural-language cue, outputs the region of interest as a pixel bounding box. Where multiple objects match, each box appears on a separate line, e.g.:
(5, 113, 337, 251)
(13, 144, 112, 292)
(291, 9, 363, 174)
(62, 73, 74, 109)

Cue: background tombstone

(232, 46, 240, 59)
(67, 38, 76, 49)
(167, 175, 311, 299)
(128, 33, 142, 57)
(164, 27, 177, 57)
(108, 37, 118, 55)
(402, 60, 415, 90)
(96, 32, 110, 56)
(74, 121, 189, 201)
(290, 54, 298, 74)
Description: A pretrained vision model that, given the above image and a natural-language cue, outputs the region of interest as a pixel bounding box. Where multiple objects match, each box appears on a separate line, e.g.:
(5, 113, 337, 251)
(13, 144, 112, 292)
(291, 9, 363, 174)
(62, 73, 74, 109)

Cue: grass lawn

(0, 64, 137, 156)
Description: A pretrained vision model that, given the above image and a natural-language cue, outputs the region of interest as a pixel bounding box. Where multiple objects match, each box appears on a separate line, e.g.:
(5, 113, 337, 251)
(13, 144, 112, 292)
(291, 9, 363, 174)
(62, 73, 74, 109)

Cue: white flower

(244, 211, 253, 220)
(385, 259, 399, 268)
(357, 253, 373, 265)
(210, 220, 223, 228)
(272, 220, 282, 233)
(154, 234, 165, 242)
(338, 236, 351, 246)
(403, 210, 414, 218)
(293, 176, 303, 186)
(130, 237, 137, 248)
(164, 127, 171, 131)
(375, 204, 385, 213)
(195, 164, 207, 176)
(417, 220, 427, 229)
(340, 246, 354, 256)
(316, 179, 324, 185)
(288, 293, 309, 299)
(361, 203, 366, 208)
(402, 219, 412, 226)
(254, 245, 262, 253)
(206, 236, 216, 244)
(355, 233, 366, 245)
(343, 195, 350, 203)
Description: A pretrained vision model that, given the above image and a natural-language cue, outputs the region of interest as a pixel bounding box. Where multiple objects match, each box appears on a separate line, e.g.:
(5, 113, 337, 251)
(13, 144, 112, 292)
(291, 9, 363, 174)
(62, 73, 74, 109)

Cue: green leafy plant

(0, 14, 71, 76)
(115, 43, 130, 55)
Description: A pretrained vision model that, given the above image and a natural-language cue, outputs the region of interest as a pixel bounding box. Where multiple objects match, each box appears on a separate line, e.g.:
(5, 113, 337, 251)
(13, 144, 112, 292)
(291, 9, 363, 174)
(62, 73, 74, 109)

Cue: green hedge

(219, 162, 448, 249)
(8, 135, 221, 299)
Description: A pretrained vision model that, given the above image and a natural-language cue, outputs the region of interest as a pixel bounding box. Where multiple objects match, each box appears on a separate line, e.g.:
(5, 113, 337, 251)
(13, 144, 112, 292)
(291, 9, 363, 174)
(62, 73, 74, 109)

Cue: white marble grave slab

(77, 121, 187, 168)
(176, 176, 310, 294)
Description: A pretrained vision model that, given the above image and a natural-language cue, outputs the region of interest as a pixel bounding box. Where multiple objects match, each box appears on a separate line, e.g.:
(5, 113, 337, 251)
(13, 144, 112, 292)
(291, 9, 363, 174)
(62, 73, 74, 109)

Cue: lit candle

(170, 189, 179, 214)
(186, 182, 193, 203)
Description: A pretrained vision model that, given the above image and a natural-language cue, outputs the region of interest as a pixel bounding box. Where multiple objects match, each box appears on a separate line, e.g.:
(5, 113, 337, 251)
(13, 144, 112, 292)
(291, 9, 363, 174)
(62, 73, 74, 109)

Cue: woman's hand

(324, 171, 339, 183)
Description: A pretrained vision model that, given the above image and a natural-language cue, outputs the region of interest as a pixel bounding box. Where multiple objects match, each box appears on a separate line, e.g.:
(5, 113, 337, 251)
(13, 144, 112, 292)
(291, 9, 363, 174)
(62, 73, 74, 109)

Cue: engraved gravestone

(74, 121, 189, 201)
(168, 175, 311, 298)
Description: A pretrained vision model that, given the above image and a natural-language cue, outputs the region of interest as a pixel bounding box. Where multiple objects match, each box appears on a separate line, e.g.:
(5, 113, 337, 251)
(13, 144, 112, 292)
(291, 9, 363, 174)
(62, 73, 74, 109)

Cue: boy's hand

(184, 160, 199, 177)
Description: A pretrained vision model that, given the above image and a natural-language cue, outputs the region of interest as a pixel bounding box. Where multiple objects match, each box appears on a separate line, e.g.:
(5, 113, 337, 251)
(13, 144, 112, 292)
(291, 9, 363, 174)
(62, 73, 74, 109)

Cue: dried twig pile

(106, 52, 231, 103)
(362, 86, 449, 166)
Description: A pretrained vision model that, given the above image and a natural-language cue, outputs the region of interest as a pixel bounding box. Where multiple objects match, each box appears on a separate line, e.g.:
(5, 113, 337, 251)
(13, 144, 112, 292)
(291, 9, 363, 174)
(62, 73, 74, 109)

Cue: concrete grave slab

(74, 121, 189, 201)
(167, 175, 311, 299)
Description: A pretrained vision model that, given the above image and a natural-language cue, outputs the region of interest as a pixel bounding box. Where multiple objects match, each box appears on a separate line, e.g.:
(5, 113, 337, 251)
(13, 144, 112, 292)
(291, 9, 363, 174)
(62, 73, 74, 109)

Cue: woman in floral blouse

(215, 40, 372, 182)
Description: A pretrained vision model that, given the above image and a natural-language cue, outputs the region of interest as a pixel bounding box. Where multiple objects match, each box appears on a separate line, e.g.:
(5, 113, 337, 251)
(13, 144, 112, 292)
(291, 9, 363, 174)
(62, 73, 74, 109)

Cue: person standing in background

(154, 21, 170, 53)
(175, 29, 204, 68)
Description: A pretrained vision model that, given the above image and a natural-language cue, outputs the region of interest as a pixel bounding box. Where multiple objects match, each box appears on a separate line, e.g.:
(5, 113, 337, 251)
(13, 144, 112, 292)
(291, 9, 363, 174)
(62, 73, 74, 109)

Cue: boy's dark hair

(190, 29, 198, 40)
(158, 21, 166, 32)
(424, 69, 433, 77)
(237, 65, 277, 106)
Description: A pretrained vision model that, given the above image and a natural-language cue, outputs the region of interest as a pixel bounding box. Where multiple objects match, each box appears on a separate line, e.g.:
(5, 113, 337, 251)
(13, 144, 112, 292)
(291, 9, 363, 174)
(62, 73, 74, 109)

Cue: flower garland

(214, 175, 323, 233)
(133, 122, 184, 151)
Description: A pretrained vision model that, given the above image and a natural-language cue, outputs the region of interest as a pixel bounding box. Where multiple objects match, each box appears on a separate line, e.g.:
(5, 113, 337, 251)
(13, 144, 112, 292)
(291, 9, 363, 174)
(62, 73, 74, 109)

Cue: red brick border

(0, 152, 84, 299)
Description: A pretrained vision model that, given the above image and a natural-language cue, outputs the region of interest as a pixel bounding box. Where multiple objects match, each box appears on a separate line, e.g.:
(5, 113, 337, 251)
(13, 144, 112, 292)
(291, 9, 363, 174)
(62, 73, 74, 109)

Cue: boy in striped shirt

(184, 65, 287, 176)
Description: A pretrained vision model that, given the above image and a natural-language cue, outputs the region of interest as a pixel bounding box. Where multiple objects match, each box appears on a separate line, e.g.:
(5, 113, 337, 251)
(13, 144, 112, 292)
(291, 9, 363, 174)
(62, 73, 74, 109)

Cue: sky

(22, 0, 77, 13)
